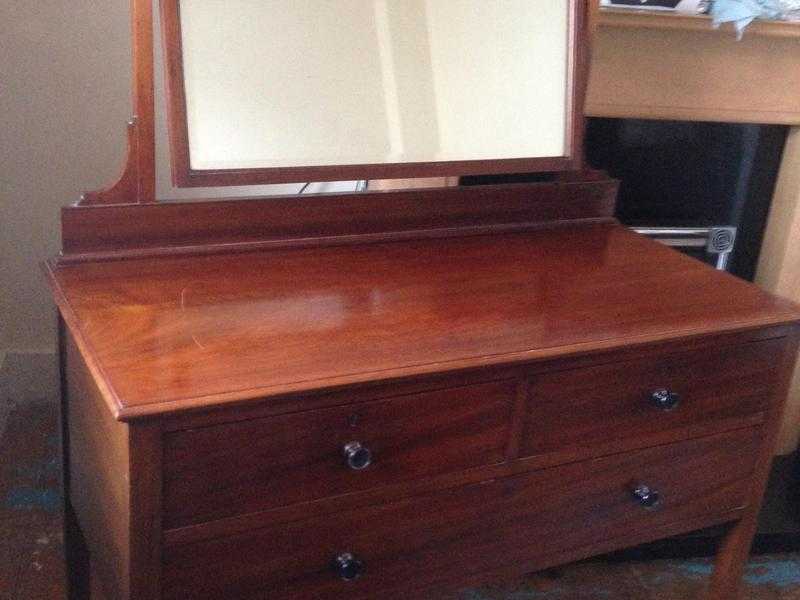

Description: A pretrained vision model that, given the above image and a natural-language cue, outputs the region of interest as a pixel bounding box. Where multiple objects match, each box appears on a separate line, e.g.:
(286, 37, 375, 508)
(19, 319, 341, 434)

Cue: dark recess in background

(461, 118, 788, 282)
(585, 118, 788, 281)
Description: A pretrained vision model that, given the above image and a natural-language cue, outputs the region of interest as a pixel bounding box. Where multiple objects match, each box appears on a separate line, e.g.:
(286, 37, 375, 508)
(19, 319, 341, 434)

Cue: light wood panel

(756, 128, 800, 453)
(367, 177, 458, 191)
(587, 15, 800, 125)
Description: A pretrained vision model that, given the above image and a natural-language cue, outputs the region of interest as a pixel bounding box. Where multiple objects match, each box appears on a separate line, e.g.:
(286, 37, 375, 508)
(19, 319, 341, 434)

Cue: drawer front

(164, 380, 516, 528)
(522, 339, 781, 458)
(163, 428, 760, 600)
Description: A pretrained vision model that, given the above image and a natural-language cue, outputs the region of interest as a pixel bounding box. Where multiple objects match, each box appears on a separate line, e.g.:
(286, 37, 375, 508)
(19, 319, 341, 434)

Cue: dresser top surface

(48, 223, 800, 419)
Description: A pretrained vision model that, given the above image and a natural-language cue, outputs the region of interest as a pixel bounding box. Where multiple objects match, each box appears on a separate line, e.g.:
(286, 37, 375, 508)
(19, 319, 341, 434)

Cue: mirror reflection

(175, 0, 571, 172)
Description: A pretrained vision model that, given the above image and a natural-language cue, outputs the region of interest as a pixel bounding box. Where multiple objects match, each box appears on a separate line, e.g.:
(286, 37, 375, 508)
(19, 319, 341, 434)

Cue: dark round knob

(342, 441, 372, 470)
(332, 553, 364, 581)
(650, 388, 680, 411)
(632, 483, 662, 510)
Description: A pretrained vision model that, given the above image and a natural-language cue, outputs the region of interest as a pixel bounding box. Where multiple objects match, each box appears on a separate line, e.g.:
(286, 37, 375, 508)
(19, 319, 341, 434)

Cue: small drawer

(521, 339, 782, 458)
(162, 428, 759, 600)
(164, 380, 516, 528)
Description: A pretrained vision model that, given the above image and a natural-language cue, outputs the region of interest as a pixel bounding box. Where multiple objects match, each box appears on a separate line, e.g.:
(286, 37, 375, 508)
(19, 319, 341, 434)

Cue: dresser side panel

(66, 333, 133, 599)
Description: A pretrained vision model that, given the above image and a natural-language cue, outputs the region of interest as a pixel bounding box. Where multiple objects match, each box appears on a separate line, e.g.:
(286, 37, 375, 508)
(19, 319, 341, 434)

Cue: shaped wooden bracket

(80, 118, 142, 206)
(78, 0, 155, 206)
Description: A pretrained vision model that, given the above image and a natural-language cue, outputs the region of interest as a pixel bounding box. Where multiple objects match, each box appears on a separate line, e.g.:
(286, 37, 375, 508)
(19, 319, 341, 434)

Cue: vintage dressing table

(46, 1, 800, 598)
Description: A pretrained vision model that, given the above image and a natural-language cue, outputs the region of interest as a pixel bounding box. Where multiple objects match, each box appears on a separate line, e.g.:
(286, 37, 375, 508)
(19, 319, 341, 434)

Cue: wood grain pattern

(60, 179, 618, 259)
(46, 223, 800, 421)
(162, 428, 760, 600)
(64, 332, 162, 599)
(163, 380, 515, 528)
(155, 325, 793, 434)
(587, 15, 800, 125)
(159, 0, 589, 187)
(708, 334, 800, 599)
(522, 337, 783, 457)
(149, 328, 790, 549)
(65, 334, 132, 598)
(50, 1, 800, 596)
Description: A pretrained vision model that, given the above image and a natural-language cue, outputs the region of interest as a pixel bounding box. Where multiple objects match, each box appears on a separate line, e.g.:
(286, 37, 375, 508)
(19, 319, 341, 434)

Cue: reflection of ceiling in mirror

(177, 0, 569, 172)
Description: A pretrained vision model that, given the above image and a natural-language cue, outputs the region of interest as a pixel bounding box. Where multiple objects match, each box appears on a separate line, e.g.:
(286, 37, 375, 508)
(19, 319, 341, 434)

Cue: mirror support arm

(79, 0, 156, 206)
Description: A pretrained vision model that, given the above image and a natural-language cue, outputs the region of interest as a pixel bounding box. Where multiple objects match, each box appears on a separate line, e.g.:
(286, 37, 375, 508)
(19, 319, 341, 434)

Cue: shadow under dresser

(46, 221, 800, 599)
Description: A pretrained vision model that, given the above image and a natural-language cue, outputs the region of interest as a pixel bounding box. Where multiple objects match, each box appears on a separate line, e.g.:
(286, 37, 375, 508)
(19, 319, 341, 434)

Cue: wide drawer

(521, 338, 782, 458)
(164, 380, 516, 528)
(163, 428, 760, 600)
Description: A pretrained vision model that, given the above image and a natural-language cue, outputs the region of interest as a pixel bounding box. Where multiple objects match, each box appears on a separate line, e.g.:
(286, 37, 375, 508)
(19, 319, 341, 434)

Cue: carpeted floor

(1, 353, 800, 599)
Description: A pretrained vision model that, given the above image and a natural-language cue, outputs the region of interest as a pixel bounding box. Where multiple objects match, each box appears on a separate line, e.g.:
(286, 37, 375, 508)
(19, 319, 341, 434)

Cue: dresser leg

(65, 501, 92, 600)
(708, 512, 761, 600)
(710, 334, 800, 599)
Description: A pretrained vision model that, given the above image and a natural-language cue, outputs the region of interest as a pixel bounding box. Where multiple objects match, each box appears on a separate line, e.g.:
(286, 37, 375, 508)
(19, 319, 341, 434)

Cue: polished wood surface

(163, 380, 516, 528)
(151, 329, 791, 550)
(159, 0, 590, 188)
(162, 428, 759, 600)
(59, 179, 618, 259)
(522, 337, 782, 457)
(708, 333, 800, 598)
(54, 220, 800, 599)
(53, 1, 800, 596)
(47, 223, 800, 421)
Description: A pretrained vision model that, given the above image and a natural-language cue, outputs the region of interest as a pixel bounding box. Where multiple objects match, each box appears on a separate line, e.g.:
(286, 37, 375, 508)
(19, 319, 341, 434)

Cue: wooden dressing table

(47, 1, 800, 598)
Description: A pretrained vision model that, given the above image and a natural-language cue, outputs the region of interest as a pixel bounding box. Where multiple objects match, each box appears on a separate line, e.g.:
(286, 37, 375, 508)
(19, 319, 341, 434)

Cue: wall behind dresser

(1, 0, 130, 353)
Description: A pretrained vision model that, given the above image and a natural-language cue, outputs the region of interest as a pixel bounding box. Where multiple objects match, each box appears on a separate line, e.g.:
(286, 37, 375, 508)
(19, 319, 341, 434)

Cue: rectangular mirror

(161, 0, 586, 187)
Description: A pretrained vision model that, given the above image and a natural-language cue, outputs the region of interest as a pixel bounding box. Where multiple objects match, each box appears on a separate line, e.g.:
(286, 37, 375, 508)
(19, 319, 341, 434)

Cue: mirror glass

(167, 0, 573, 181)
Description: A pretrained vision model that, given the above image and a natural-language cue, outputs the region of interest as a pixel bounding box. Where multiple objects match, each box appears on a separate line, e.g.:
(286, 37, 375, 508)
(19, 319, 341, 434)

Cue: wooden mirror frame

(161, 0, 591, 188)
(80, 0, 592, 205)
(65, 0, 612, 264)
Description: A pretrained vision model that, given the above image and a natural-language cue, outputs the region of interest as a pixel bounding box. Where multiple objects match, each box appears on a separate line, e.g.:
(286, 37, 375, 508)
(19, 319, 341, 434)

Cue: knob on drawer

(342, 441, 372, 470)
(650, 388, 680, 411)
(632, 483, 663, 510)
(332, 553, 364, 581)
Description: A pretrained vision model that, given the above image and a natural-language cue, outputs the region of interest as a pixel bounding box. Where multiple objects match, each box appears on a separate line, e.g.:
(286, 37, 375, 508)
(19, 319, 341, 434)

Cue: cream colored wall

(0, 0, 131, 353)
(755, 127, 800, 454)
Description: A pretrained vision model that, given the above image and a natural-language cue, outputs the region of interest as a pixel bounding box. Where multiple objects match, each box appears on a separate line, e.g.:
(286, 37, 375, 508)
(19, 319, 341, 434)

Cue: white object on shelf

(601, 0, 707, 13)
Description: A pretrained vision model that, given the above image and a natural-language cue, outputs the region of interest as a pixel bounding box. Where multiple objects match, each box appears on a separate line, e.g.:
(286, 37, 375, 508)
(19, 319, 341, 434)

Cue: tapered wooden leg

(707, 513, 757, 599)
(709, 333, 800, 599)
(61, 315, 90, 600)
